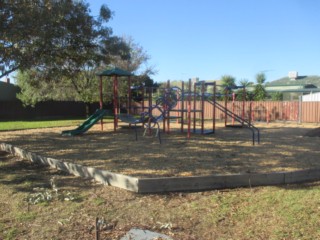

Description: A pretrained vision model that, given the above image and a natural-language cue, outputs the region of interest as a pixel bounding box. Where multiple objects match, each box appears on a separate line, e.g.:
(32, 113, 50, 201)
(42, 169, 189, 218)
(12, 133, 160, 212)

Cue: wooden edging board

(1, 143, 320, 193)
(0, 143, 139, 192)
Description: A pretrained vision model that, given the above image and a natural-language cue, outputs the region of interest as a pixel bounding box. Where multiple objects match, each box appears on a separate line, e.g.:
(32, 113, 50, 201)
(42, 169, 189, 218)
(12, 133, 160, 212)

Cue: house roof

(267, 88, 320, 93)
(266, 75, 320, 88)
(96, 67, 132, 77)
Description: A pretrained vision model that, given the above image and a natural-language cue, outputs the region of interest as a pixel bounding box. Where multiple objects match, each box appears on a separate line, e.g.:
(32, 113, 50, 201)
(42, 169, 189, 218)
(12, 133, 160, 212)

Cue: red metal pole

(148, 87, 152, 108)
(251, 101, 254, 123)
(232, 92, 235, 125)
(141, 86, 144, 115)
(225, 89, 228, 127)
(242, 87, 246, 124)
(113, 75, 117, 131)
(188, 79, 191, 139)
(99, 76, 104, 131)
(213, 82, 216, 132)
(193, 82, 196, 133)
(167, 80, 170, 134)
(201, 81, 205, 134)
(181, 81, 185, 133)
(128, 76, 131, 114)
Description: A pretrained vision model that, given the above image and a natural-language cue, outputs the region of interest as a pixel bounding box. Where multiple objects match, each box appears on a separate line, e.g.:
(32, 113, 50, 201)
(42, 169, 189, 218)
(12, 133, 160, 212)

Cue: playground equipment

(117, 104, 163, 143)
(152, 79, 216, 138)
(152, 79, 260, 145)
(96, 67, 165, 142)
(94, 67, 260, 144)
(61, 109, 107, 136)
(96, 67, 133, 131)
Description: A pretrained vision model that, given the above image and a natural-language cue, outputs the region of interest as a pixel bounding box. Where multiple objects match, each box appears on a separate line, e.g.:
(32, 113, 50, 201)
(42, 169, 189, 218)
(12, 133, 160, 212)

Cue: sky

(88, 0, 320, 84)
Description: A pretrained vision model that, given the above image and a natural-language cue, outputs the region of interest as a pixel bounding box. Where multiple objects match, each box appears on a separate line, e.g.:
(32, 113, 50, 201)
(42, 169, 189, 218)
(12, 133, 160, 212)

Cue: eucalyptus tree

(3, 1, 131, 106)
(1, 1, 113, 78)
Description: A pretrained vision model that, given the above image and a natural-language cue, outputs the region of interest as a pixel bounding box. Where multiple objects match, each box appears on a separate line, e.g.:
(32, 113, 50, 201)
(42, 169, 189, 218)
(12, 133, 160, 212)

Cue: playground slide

(61, 109, 107, 136)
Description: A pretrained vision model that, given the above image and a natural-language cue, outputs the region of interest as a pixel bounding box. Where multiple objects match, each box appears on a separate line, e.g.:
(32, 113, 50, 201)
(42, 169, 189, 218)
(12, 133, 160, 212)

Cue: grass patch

(3, 227, 18, 240)
(0, 119, 84, 131)
(93, 196, 106, 206)
(0, 117, 114, 131)
(15, 212, 37, 222)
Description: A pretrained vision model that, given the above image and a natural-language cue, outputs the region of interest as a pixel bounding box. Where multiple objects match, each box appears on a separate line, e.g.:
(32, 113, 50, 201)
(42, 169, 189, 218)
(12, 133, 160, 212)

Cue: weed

(16, 212, 37, 221)
(93, 197, 106, 206)
(4, 228, 18, 240)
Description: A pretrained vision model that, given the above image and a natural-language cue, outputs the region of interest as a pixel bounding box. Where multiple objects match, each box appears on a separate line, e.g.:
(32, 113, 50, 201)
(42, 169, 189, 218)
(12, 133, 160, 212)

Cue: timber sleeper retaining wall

(1, 143, 320, 193)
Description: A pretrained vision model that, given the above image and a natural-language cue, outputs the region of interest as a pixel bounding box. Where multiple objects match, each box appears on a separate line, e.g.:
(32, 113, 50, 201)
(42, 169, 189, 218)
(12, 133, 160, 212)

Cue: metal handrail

(207, 100, 260, 145)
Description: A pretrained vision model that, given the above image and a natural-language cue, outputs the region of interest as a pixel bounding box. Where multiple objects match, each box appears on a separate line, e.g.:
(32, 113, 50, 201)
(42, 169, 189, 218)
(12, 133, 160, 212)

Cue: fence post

(298, 96, 302, 124)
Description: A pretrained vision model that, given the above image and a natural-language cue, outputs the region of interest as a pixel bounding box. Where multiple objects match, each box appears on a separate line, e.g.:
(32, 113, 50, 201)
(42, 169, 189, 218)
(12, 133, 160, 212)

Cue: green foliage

(221, 75, 236, 88)
(220, 75, 236, 101)
(26, 188, 82, 205)
(15, 70, 78, 106)
(235, 89, 247, 101)
(1, 1, 114, 78)
(239, 78, 250, 87)
(5, 1, 138, 106)
(0, 119, 85, 131)
(93, 197, 106, 206)
(270, 92, 283, 101)
(110, 36, 152, 74)
(4, 228, 18, 240)
(256, 72, 266, 84)
(253, 72, 267, 101)
(27, 190, 53, 205)
(15, 212, 37, 222)
(9, 6, 155, 107)
(253, 84, 267, 101)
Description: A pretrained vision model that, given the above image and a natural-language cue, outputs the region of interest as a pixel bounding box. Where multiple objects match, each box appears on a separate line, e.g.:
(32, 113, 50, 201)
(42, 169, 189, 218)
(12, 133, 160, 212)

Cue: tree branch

(0, 66, 20, 79)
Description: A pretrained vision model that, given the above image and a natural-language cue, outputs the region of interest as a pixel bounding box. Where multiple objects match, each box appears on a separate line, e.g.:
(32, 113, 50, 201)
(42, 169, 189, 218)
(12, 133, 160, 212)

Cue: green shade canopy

(96, 67, 132, 76)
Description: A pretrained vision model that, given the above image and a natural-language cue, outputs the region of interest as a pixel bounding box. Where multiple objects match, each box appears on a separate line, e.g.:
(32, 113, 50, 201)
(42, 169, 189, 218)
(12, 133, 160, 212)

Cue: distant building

(265, 72, 320, 100)
(0, 78, 20, 101)
(302, 92, 320, 102)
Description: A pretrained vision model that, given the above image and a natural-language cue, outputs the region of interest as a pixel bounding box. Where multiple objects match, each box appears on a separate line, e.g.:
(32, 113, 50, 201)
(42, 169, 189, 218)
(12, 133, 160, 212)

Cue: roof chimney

(288, 71, 298, 80)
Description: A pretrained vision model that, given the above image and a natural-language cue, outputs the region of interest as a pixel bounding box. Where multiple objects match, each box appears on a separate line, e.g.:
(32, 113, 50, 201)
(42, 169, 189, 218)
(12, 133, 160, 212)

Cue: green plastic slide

(61, 109, 107, 136)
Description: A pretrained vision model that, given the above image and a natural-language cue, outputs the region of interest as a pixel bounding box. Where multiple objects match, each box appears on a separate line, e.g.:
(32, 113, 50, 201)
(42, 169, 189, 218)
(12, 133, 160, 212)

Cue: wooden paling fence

(139, 101, 320, 123)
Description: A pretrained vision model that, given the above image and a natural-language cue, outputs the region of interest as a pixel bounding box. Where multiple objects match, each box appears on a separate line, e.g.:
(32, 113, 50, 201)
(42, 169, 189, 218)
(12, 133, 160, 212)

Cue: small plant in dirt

(27, 189, 53, 205)
(25, 177, 80, 205)
(93, 196, 106, 206)
(26, 186, 81, 205)
(3, 227, 18, 240)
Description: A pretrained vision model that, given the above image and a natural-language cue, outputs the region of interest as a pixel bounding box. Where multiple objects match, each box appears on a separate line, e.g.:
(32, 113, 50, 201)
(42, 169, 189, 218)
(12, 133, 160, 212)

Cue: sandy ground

(1, 121, 320, 178)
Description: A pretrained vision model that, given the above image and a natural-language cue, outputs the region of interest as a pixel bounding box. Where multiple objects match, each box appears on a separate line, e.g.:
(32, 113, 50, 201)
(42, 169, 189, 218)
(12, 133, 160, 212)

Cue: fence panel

(0, 100, 96, 120)
(140, 100, 320, 123)
(301, 102, 320, 123)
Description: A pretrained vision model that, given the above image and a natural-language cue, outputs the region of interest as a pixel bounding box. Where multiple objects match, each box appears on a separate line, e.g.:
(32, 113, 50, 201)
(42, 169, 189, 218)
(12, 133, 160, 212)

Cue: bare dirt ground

(1, 121, 320, 178)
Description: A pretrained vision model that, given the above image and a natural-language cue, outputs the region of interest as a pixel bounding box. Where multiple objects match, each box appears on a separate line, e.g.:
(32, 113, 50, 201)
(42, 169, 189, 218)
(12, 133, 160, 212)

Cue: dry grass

(1, 152, 320, 240)
(1, 122, 320, 239)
